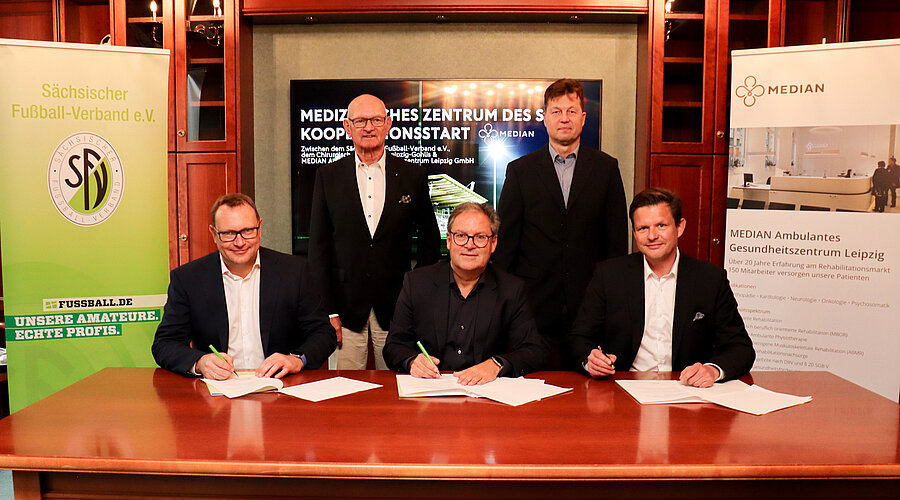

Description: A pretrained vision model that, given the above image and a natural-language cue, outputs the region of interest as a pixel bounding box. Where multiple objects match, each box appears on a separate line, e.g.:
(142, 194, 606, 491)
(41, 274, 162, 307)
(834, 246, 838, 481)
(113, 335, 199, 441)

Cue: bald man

(309, 94, 441, 369)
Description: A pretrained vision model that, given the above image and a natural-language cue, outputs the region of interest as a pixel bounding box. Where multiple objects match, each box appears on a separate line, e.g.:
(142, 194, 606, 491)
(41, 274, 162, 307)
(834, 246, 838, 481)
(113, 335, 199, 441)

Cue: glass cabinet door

(175, 0, 234, 150)
(652, 0, 718, 153)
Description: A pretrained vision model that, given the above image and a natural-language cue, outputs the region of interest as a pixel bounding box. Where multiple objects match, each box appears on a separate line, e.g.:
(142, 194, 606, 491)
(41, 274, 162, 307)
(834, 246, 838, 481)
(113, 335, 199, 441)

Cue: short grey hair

(447, 202, 500, 235)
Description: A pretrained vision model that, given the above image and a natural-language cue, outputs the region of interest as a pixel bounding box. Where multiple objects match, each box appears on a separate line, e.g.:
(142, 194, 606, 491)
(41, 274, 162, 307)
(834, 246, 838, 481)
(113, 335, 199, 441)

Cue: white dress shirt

(222, 252, 264, 371)
(355, 151, 386, 237)
(632, 250, 680, 372)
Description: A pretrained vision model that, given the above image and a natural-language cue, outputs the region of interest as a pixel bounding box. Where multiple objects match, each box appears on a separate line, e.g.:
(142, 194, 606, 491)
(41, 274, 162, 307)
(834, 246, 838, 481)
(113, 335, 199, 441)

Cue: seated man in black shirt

(383, 202, 548, 385)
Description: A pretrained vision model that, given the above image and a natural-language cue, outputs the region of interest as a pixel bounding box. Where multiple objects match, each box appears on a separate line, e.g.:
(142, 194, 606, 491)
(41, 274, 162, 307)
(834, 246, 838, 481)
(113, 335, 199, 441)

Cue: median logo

(47, 132, 124, 226)
(735, 75, 826, 108)
(735, 76, 765, 107)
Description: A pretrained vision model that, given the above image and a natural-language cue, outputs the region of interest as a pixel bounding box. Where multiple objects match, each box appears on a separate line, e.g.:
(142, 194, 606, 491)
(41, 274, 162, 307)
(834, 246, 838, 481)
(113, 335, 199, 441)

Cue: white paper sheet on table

(203, 373, 283, 398)
(396, 374, 571, 406)
(615, 379, 750, 404)
(614, 379, 811, 415)
(278, 376, 382, 402)
(700, 384, 812, 415)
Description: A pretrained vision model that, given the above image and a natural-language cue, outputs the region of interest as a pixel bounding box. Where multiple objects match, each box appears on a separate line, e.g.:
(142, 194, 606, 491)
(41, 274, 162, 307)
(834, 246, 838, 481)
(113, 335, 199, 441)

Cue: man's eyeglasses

(449, 232, 494, 248)
(215, 226, 259, 242)
(348, 116, 386, 128)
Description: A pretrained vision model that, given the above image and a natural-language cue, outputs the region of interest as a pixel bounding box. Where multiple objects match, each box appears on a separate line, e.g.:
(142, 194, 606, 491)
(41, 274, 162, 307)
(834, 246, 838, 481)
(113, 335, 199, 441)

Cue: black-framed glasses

(449, 232, 494, 248)
(215, 226, 259, 242)
(348, 116, 386, 128)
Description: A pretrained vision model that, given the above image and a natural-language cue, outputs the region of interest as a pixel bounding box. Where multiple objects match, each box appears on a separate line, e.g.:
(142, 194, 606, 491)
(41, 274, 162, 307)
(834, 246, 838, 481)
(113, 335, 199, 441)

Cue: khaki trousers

(327, 309, 388, 370)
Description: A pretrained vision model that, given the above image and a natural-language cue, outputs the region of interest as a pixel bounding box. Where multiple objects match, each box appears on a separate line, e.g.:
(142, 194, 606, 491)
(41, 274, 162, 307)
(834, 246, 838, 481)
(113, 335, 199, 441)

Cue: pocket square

(400, 194, 411, 204)
(693, 312, 705, 321)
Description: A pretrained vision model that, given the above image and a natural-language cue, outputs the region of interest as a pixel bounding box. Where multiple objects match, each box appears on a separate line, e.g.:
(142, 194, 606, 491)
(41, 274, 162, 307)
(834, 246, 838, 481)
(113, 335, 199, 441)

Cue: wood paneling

(0, 0, 55, 41)
(649, 154, 712, 260)
(176, 152, 237, 263)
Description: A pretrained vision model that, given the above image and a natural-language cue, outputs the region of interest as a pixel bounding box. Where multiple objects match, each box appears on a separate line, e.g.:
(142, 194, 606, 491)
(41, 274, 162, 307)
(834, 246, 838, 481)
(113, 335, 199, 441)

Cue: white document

(615, 379, 811, 415)
(396, 374, 471, 397)
(202, 374, 284, 398)
(700, 384, 813, 415)
(470, 377, 572, 407)
(396, 374, 571, 406)
(279, 376, 382, 402)
(615, 379, 749, 404)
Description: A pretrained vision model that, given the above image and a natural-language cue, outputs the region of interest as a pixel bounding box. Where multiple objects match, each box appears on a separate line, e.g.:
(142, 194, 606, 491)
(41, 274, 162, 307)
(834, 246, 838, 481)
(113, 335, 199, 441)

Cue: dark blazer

(567, 252, 755, 380)
(308, 152, 441, 332)
(494, 144, 628, 334)
(151, 248, 337, 376)
(383, 261, 549, 377)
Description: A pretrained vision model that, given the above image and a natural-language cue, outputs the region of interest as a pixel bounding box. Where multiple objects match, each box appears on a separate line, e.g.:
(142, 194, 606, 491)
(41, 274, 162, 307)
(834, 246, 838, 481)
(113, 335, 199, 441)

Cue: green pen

(208, 344, 237, 378)
(416, 341, 439, 371)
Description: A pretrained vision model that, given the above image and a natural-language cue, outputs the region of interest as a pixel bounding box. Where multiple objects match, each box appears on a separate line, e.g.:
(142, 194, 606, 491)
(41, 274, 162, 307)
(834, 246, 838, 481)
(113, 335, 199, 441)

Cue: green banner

(0, 39, 170, 412)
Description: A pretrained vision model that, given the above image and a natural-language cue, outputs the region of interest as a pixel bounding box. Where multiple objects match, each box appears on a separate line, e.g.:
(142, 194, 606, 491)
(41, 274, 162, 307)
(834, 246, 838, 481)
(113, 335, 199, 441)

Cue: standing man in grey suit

(495, 79, 628, 368)
(309, 94, 441, 370)
(567, 188, 755, 387)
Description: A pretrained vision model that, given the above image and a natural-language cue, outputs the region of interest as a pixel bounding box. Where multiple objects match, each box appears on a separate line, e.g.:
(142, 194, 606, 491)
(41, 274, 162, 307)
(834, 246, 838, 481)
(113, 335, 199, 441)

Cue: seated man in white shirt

(566, 187, 754, 387)
(152, 193, 336, 380)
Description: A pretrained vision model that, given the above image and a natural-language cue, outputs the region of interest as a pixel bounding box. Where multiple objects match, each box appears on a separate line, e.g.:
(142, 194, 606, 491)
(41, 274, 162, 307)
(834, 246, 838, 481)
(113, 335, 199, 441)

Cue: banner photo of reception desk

(0, 40, 170, 413)
(289, 79, 602, 254)
(726, 39, 900, 401)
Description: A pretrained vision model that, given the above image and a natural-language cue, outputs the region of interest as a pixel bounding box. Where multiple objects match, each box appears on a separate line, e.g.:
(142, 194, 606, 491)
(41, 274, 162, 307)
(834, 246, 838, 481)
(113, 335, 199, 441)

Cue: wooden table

(0, 368, 897, 499)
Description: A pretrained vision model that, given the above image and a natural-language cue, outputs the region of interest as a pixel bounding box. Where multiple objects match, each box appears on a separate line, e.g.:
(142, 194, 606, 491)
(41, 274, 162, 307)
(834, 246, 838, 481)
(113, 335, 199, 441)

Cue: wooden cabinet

(649, 154, 713, 260)
(113, 0, 252, 267)
(647, 0, 781, 265)
(0, 0, 111, 42)
(175, 152, 237, 264)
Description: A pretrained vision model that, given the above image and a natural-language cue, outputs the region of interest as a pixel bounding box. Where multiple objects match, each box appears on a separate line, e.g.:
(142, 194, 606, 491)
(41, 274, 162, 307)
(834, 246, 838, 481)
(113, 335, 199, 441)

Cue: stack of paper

(396, 374, 571, 407)
(614, 379, 812, 415)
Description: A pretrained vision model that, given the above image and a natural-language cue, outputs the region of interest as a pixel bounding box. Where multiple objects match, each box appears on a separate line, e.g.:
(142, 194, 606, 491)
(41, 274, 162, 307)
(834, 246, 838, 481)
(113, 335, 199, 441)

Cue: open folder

(202, 374, 283, 398)
(396, 374, 571, 407)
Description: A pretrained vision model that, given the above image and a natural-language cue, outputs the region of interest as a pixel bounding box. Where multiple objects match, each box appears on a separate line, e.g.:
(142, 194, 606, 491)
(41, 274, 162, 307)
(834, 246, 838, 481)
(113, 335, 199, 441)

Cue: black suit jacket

(494, 144, 628, 334)
(151, 248, 337, 376)
(567, 252, 755, 380)
(308, 152, 441, 332)
(383, 261, 549, 377)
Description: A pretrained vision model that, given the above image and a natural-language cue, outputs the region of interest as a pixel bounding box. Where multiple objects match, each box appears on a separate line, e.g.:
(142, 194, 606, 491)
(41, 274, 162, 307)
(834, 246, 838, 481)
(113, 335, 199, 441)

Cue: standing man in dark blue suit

(309, 94, 441, 370)
(495, 79, 628, 368)
(152, 193, 336, 380)
(567, 188, 755, 387)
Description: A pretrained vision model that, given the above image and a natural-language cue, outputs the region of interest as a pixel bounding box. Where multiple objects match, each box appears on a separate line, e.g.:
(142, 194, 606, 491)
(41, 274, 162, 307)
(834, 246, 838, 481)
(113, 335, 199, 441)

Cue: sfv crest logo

(48, 132, 124, 226)
(735, 75, 765, 107)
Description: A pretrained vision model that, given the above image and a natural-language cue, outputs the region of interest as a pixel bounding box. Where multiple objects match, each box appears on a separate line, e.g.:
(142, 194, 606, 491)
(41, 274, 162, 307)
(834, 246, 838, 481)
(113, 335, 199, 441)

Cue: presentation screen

(290, 79, 603, 254)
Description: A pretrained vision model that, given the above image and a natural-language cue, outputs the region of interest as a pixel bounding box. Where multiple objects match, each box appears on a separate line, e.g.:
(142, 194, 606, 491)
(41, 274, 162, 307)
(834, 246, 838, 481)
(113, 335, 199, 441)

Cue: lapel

(537, 146, 566, 212)
(204, 253, 230, 350)
(374, 154, 399, 241)
(627, 253, 646, 360)
(338, 154, 372, 239)
(566, 146, 592, 209)
(258, 248, 277, 354)
(672, 254, 694, 362)
(472, 266, 498, 363)
(431, 262, 450, 351)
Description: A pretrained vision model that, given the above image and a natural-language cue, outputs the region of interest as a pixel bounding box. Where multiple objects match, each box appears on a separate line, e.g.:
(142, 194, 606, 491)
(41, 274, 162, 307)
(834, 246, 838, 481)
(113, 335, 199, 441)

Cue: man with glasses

(310, 94, 440, 370)
(152, 193, 336, 380)
(384, 203, 547, 384)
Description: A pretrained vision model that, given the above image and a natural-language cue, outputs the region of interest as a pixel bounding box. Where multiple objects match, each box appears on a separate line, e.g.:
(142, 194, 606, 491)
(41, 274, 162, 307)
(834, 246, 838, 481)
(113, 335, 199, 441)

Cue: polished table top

(0, 368, 897, 480)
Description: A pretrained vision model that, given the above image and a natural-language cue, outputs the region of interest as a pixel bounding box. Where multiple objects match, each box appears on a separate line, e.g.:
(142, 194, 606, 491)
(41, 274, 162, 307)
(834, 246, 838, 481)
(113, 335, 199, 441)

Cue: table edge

(1, 457, 898, 480)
